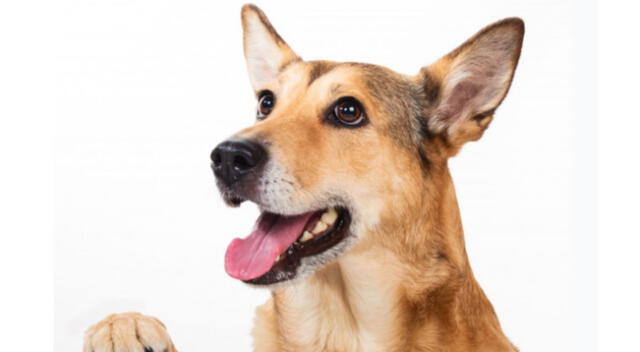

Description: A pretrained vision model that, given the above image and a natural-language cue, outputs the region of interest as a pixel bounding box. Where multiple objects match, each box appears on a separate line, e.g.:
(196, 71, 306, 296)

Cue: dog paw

(83, 312, 177, 352)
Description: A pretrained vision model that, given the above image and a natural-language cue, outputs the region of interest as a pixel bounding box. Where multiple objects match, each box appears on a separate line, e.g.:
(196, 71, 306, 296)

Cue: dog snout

(211, 139, 267, 186)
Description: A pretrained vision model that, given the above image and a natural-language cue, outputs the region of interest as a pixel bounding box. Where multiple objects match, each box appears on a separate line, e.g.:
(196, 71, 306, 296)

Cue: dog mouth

(224, 207, 351, 285)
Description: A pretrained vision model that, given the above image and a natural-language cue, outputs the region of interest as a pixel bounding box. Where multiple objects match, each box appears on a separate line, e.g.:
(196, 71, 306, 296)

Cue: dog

(83, 4, 524, 352)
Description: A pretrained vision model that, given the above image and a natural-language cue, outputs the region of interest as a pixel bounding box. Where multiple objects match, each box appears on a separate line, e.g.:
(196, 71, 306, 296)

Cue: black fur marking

(278, 58, 302, 73)
(416, 113, 433, 140)
(420, 68, 441, 104)
(246, 4, 287, 46)
(307, 61, 337, 87)
(417, 147, 431, 173)
(472, 108, 496, 122)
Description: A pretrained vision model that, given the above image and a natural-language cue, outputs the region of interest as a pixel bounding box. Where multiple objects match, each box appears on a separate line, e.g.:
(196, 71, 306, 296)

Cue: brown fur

(84, 5, 524, 352)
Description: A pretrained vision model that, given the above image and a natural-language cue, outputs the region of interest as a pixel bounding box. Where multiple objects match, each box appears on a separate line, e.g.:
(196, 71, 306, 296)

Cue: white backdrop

(54, 0, 589, 351)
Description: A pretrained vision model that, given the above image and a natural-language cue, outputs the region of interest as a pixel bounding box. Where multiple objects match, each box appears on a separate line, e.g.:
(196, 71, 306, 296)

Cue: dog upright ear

(241, 4, 299, 91)
(419, 18, 524, 152)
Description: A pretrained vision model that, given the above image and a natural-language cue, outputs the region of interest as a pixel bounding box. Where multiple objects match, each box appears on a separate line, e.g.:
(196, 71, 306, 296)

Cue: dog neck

(260, 164, 515, 352)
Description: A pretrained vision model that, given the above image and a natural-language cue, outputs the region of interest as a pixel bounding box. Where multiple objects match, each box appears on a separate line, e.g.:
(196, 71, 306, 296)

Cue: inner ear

(241, 5, 300, 91)
(421, 18, 524, 141)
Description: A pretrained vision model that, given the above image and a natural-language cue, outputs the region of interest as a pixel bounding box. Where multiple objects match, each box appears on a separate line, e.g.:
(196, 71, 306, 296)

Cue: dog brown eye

(257, 92, 275, 119)
(333, 98, 365, 126)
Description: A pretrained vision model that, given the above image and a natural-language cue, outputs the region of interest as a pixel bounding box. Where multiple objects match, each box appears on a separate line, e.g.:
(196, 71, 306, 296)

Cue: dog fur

(83, 4, 524, 352)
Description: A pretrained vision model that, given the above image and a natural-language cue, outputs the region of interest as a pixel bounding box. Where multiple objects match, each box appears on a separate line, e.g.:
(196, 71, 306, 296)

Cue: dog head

(211, 4, 523, 287)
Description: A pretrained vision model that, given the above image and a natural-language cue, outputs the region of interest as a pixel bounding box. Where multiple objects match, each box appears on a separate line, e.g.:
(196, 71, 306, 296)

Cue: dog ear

(241, 4, 300, 91)
(419, 18, 524, 151)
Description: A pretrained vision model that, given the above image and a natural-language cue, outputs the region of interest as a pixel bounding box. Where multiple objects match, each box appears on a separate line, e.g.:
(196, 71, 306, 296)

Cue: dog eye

(331, 97, 366, 126)
(257, 91, 275, 119)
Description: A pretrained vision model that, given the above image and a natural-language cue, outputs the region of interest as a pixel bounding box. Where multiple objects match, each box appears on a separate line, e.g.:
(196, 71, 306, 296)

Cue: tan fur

(83, 312, 177, 352)
(84, 5, 524, 352)
(248, 158, 516, 352)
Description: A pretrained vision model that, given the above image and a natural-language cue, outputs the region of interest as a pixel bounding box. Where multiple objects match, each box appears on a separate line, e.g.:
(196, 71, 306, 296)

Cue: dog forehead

(273, 62, 363, 113)
(280, 61, 421, 108)
(277, 61, 347, 97)
(275, 61, 424, 149)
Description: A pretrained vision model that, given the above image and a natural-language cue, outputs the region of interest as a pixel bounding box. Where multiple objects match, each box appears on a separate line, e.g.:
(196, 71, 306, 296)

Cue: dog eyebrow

(307, 61, 337, 87)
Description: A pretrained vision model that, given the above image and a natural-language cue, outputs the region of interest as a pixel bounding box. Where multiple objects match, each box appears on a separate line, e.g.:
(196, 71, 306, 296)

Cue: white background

(8, 0, 640, 351)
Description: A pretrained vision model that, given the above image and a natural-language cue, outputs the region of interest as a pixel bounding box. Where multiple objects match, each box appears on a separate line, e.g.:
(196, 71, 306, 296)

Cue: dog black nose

(211, 139, 267, 186)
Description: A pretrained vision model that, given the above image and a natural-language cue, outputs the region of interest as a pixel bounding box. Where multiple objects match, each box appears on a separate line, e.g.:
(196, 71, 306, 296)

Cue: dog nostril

(232, 155, 251, 171)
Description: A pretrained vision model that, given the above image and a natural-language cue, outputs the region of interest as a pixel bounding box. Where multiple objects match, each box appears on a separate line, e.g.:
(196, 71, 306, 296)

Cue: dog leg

(83, 312, 177, 352)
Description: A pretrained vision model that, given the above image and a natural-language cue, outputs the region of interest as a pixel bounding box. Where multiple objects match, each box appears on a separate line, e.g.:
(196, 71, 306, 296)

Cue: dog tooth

(276, 254, 281, 262)
(321, 208, 338, 225)
(300, 231, 314, 242)
(312, 221, 328, 234)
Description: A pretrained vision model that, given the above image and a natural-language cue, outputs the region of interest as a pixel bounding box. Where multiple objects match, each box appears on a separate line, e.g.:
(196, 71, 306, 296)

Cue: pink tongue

(224, 211, 315, 280)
